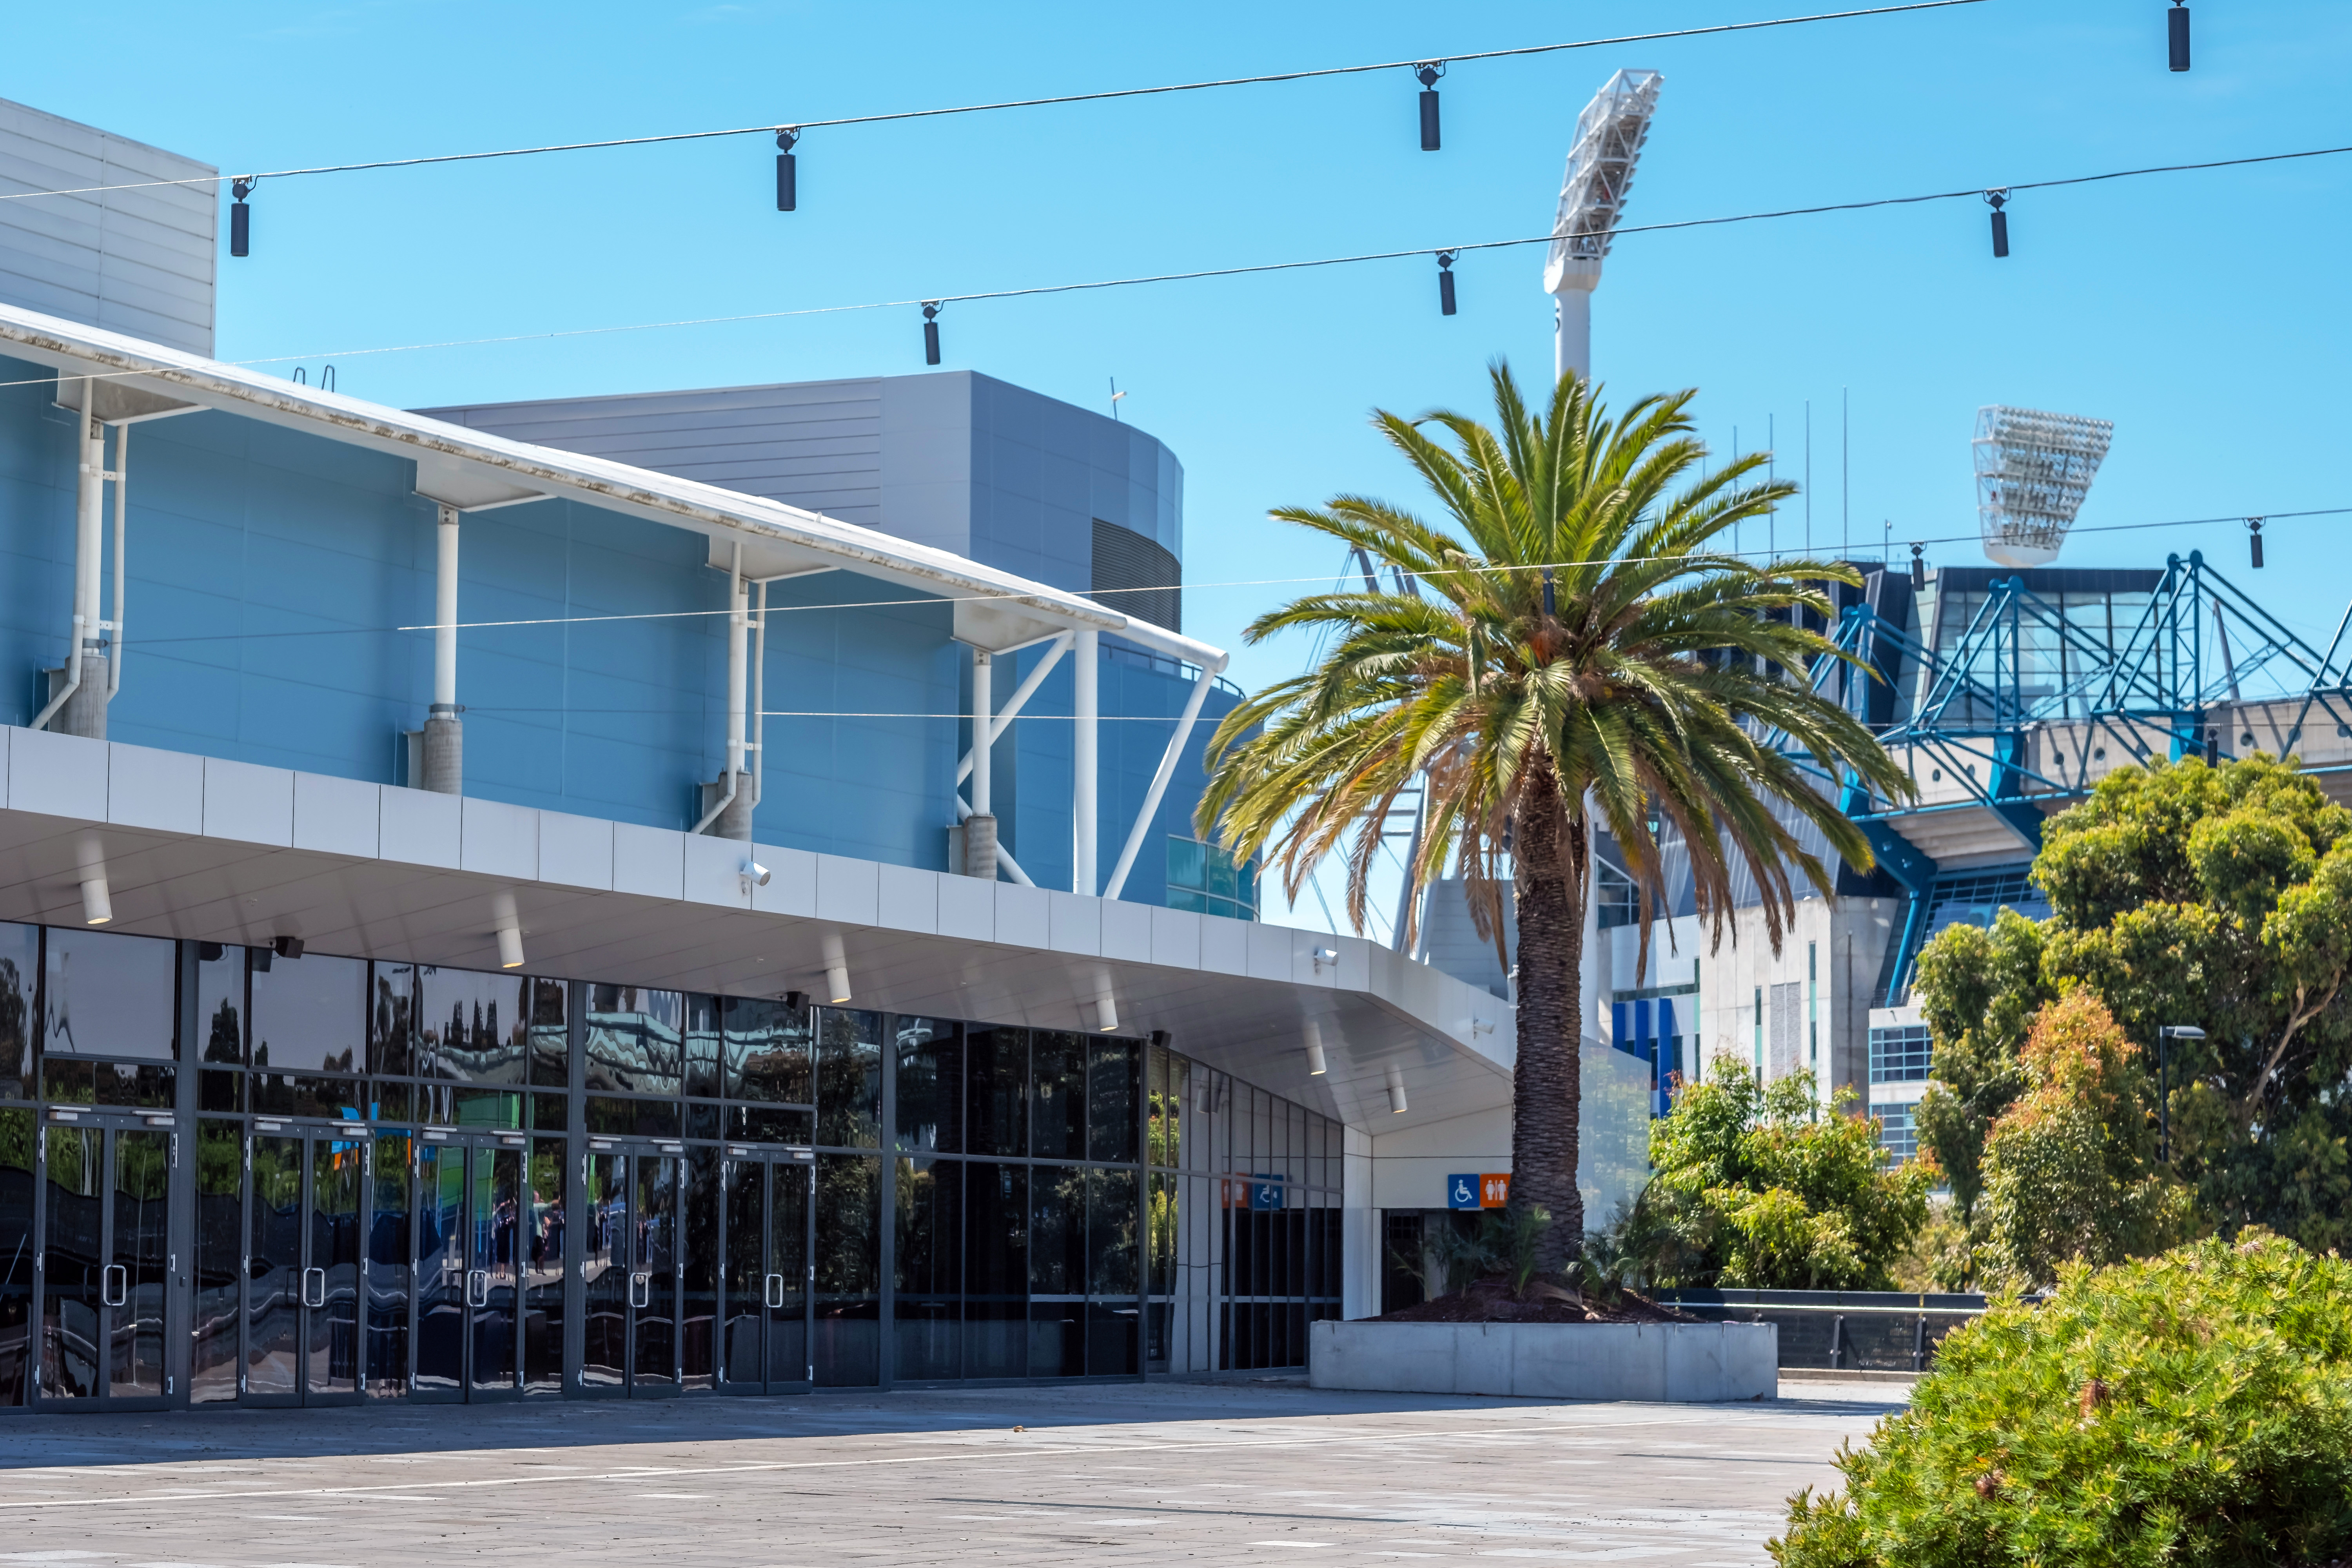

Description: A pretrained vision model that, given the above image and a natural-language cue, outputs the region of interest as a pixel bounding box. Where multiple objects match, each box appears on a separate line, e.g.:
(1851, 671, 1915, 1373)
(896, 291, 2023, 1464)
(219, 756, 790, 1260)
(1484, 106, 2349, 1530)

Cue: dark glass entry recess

(414, 1132, 526, 1402)
(34, 1115, 172, 1409)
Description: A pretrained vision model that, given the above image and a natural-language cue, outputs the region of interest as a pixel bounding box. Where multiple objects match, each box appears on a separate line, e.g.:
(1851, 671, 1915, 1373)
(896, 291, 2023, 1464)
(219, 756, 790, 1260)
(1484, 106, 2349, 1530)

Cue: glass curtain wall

(0, 918, 1345, 1409)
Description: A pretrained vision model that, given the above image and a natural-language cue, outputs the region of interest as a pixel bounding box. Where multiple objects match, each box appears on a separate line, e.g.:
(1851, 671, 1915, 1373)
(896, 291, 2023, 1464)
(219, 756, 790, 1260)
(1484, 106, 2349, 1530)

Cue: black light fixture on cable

(1435, 250, 1457, 316)
(1413, 62, 1445, 151)
(230, 177, 254, 258)
(922, 302, 942, 366)
(775, 128, 799, 211)
(1909, 542, 1927, 592)
(2169, 2, 2192, 71)
(2248, 516, 2265, 568)
(1985, 189, 2010, 258)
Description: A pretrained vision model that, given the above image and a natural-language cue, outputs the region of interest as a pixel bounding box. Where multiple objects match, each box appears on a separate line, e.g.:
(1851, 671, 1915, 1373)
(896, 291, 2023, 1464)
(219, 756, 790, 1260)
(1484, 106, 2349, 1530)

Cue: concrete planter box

(1309, 1318, 1779, 1403)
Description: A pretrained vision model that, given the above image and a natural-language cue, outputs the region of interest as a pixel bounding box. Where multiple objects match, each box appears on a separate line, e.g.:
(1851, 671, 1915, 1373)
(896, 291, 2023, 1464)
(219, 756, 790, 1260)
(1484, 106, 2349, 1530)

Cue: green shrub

(1771, 1232, 2352, 1568)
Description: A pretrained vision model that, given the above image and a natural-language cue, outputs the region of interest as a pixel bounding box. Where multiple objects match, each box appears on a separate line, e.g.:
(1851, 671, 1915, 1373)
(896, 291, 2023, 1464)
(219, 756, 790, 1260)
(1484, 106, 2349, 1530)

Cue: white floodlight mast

(1545, 69, 1664, 383)
(1972, 405, 2115, 568)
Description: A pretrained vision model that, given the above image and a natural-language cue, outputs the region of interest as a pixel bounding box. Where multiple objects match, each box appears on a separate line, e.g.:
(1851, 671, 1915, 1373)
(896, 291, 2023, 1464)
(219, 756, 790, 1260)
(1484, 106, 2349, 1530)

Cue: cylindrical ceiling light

(1095, 985, 1120, 1034)
(1304, 1020, 1327, 1077)
(80, 873, 112, 926)
(1385, 1065, 1408, 1114)
(496, 923, 525, 969)
(1435, 250, 1457, 316)
(2169, 3, 2191, 72)
(230, 178, 254, 258)
(922, 303, 942, 366)
(823, 933, 852, 1004)
(1985, 190, 2010, 258)
(1413, 63, 1445, 151)
(775, 128, 800, 211)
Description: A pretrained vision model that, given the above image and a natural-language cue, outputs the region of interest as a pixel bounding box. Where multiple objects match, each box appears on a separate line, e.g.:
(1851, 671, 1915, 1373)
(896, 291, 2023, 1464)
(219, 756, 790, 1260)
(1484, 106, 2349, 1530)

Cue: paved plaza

(0, 1380, 1903, 1566)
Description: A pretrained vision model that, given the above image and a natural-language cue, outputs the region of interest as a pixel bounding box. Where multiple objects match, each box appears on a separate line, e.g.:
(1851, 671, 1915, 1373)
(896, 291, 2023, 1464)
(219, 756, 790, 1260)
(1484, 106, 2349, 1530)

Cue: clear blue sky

(16, 1, 2352, 935)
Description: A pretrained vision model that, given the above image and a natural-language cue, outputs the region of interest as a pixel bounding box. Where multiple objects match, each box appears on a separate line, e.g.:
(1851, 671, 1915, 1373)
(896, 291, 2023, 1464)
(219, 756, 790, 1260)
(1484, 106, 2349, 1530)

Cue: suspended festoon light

(922, 302, 942, 366)
(230, 177, 254, 258)
(2170, 2, 2192, 71)
(1435, 250, 1458, 316)
(775, 127, 800, 211)
(1909, 542, 1927, 593)
(1985, 189, 2010, 258)
(1414, 62, 1445, 150)
(2248, 516, 2265, 569)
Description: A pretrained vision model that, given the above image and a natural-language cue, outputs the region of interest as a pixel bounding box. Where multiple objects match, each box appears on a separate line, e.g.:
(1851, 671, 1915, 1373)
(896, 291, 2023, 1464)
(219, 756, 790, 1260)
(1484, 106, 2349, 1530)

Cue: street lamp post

(2156, 1025, 2205, 1163)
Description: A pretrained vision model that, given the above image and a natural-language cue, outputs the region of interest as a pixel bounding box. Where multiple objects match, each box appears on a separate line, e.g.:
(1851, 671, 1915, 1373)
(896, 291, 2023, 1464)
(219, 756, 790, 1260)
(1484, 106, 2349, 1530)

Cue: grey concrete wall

(1308, 1319, 1777, 1402)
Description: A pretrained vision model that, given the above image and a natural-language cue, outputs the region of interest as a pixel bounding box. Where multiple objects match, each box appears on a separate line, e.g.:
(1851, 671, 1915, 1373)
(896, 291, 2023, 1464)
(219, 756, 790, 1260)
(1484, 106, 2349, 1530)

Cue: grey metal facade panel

(0, 98, 216, 357)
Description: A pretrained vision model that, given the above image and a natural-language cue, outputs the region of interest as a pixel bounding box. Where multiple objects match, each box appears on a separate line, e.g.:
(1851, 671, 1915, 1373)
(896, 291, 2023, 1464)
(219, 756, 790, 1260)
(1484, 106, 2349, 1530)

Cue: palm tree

(1197, 362, 1911, 1279)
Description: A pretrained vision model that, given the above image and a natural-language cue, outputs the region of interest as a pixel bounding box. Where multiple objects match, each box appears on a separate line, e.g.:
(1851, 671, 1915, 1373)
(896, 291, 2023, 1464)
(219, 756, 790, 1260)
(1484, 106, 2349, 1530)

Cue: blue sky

(15, 1, 2352, 936)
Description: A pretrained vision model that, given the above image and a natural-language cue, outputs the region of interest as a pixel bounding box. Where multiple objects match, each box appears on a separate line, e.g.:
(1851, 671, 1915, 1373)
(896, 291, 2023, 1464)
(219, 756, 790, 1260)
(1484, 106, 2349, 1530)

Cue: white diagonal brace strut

(1103, 656, 1220, 900)
(955, 630, 1073, 786)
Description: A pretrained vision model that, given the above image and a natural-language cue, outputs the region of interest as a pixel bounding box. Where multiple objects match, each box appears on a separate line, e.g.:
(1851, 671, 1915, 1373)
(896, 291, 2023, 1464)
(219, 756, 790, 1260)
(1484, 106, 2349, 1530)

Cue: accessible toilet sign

(1446, 1173, 1511, 1209)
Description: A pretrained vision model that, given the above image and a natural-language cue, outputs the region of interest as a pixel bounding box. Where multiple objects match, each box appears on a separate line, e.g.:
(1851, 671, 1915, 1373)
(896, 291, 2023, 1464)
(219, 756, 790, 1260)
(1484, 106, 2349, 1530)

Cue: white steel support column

(695, 544, 755, 839)
(1552, 281, 1595, 384)
(62, 394, 110, 738)
(964, 648, 998, 879)
(1072, 627, 1098, 896)
(421, 505, 464, 794)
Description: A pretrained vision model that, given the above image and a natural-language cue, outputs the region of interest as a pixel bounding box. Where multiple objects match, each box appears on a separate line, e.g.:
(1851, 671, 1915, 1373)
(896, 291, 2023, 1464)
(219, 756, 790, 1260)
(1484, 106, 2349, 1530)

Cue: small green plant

(1769, 1231, 2352, 1568)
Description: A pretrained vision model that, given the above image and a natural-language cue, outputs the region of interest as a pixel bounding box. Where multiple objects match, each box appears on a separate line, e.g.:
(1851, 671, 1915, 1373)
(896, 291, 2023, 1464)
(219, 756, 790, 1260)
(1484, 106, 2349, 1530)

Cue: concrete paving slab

(0, 1380, 1905, 1566)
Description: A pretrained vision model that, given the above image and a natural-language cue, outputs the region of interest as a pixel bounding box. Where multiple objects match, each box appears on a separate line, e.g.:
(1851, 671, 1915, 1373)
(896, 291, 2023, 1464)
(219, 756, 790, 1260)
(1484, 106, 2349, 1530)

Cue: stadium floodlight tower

(1544, 68, 1664, 382)
(1972, 405, 2116, 567)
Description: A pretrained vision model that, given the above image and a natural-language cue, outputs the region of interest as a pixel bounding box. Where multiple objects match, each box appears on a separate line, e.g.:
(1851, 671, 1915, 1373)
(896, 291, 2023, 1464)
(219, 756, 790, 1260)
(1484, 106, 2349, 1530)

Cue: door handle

(629, 1271, 652, 1309)
(466, 1269, 490, 1308)
(101, 1264, 128, 1307)
(764, 1272, 785, 1310)
(301, 1267, 326, 1308)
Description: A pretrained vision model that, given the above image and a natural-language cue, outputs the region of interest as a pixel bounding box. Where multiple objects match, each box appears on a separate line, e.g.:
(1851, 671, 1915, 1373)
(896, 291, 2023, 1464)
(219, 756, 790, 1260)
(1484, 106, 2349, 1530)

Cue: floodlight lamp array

(1544, 68, 1664, 296)
(1972, 405, 2114, 568)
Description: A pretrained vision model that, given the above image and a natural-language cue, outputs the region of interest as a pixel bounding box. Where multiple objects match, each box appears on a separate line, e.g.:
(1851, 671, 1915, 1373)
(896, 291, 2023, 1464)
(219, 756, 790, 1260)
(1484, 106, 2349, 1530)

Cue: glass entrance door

(414, 1134, 524, 1402)
(581, 1145, 722, 1396)
(34, 1118, 172, 1408)
(720, 1151, 811, 1393)
(242, 1128, 368, 1407)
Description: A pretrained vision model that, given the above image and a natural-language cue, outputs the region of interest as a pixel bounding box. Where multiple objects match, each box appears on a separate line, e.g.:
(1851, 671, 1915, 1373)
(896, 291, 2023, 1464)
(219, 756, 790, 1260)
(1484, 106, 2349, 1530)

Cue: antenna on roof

(1544, 69, 1663, 383)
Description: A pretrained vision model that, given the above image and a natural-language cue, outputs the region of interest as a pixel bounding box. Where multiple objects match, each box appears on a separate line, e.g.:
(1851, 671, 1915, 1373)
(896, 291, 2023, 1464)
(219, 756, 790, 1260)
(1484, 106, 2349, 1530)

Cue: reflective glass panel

(1030, 1033, 1086, 1159)
(812, 1153, 879, 1387)
(38, 1126, 101, 1399)
(307, 1136, 362, 1397)
(245, 1134, 302, 1398)
(580, 1152, 626, 1389)
(367, 1132, 411, 1398)
(1089, 1037, 1139, 1163)
(814, 1011, 882, 1149)
(893, 1019, 961, 1154)
(586, 986, 683, 1096)
(682, 1149, 719, 1390)
(191, 1120, 241, 1404)
(965, 1028, 1027, 1157)
(42, 927, 174, 1060)
(722, 996, 810, 1104)
(722, 1155, 764, 1386)
(472, 1147, 519, 1393)
(632, 1154, 677, 1388)
(0, 923, 32, 1097)
(525, 1138, 566, 1394)
(1088, 1166, 1138, 1299)
(414, 1143, 463, 1393)
(1030, 1163, 1083, 1296)
(766, 1159, 808, 1387)
(196, 947, 245, 1065)
(684, 994, 721, 1100)
(526, 980, 568, 1089)
(109, 1131, 169, 1400)
(424, 969, 529, 1086)
(367, 962, 416, 1076)
(250, 953, 365, 1073)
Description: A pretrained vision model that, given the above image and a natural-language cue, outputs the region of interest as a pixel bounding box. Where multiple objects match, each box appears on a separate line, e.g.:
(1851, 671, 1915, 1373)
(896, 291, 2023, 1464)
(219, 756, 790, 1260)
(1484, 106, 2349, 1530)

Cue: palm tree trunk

(1509, 750, 1585, 1278)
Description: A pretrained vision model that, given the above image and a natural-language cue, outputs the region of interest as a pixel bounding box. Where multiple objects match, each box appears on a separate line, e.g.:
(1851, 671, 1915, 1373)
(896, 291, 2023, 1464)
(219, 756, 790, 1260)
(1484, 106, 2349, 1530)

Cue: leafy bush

(1612, 1058, 1929, 1290)
(1771, 1232, 2352, 1568)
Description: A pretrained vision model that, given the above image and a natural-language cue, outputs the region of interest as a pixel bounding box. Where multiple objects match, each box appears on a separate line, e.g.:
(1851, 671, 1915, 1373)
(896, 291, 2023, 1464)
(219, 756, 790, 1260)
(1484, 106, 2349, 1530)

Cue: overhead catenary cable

(0, 0, 1984, 220)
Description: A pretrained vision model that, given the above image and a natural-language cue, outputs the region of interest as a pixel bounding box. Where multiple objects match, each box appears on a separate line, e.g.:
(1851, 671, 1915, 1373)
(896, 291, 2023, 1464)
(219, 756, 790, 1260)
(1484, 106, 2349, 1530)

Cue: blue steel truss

(1776, 551, 2352, 1003)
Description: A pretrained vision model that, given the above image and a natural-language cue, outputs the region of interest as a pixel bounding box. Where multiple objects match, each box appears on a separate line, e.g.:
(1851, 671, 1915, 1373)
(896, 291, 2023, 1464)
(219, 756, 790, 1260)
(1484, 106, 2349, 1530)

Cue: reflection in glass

(1028, 1299, 1083, 1379)
(893, 1019, 960, 1153)
(367, 1133, 411, 1398)
(815, 1011, 882, 1148)
(1088, 1166, 1139, 1298)
(525, 1139, 566, 1394)
(1089, 1037, 1139, 1163)
(195, 944, 246, 1065)
(684, 994, 721, 1100)
(632, 1154, 677, 1389)
(722, 1156, 764, 1386)
(251, 953, 365, 1073)
(245, 1135, 302, 1398)
(526, 980, 568, 1089)
(191, 1120, 241, 1403)
(472, 1147, 519, 1394)
(368, 962, 415, 1075)
(414, 1143, 463, 1393)
(768, 1159, 809, 1387)
(1030, 1032, 1086, 1160)
(0, 923, 33, 1097)
(895, 1158, 962, 1380)
(581, 1153, 626, 1389)
(966, 1027, 1027, 1157)
(586, 986, 683, 1096)
(682, 1149, 719, 1390)
(43, 927, 174, 1061)
(723, 996, 810, 1104)
(308, 1137, 361, 1397)
(39, 1127, 101, 1399)
(425, 969, 530, 1086)
(812, 1153, 878, 1386)
(1029, 1163, 1083, 1296)
(586, 1096, 679, 1139)
(250, 1073, 363, 1122)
